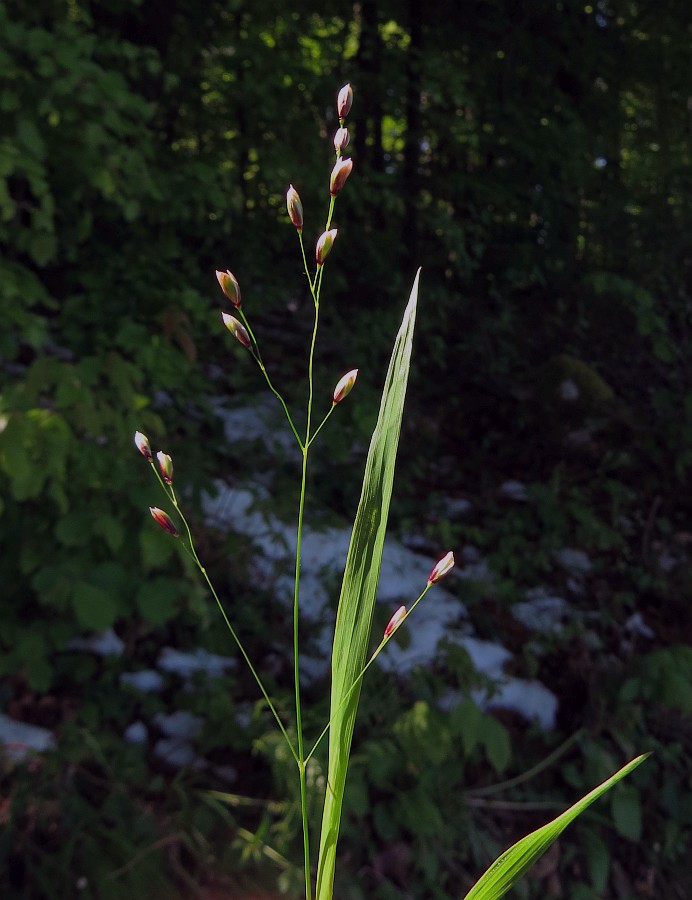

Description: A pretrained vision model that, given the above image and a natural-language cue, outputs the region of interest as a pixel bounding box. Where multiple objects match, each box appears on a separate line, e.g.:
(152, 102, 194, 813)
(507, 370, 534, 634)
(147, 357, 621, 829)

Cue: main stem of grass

(293, 194, 336, 900)
(294, 441, 311, 900)
(294, 288, 322, 900)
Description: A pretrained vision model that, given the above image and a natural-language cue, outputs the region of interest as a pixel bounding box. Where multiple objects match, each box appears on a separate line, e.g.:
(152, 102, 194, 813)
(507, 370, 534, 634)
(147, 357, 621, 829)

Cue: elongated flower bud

(333, 368, 358, 404)
(286, 184, 303, 231)
(156, 451, 173, 485)
(134, 431, 152, 461)
(428, 551, 455, 585)
(384, 605, 407, 638)
(337, 83, 353, 120)
(330, 157, 353, 196)
(222, 312, 251, 348)
(216, 269, 241, 308)
(333, 127, 350, 154)
(149, 507, 178, 537)
(315, 229, 337, 266)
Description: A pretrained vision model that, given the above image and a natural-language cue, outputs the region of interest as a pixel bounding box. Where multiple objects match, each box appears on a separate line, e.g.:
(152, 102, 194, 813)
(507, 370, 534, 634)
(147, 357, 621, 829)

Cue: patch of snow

(459, 637, 513, 679)
(157, 647, 235, 679)
(0, 713, 56, 761)
(69, 628, 124, 656)
(428, 639, 558, 728)
(151, 712, 205, 768)
(554, 547, 592, 575)
(513, 589, 569, 632)
(486, 678, 558, 730)
(444, 497, 473, 518)
(458, 557, 493, 585)
(203, 477, 469, 681)
(153, 738, 199, 768)
(153, 710, 204, 740)
(124, 721, 148, 744)
(657, 552, 677, 574)
(211, 764, 237, 782)
(199, 396, 560, 731)
(121, 670, 165, 693)
(499, 480, 529, 502)
(377, 618, 456, 674)
(560, 379, 580, 401)
(298, 653, 331, 684)
(624, 612, 655, 640)
(438, 679, 558, 730)
(565, 428, 593, 447)
(211, 397, 295, 453)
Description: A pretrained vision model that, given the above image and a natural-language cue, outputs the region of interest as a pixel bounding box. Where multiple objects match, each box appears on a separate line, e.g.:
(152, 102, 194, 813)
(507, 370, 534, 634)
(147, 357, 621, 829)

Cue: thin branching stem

(148, 463, 299, 764)
(238, 309, 303, 449)
(307, 404, 336, 448)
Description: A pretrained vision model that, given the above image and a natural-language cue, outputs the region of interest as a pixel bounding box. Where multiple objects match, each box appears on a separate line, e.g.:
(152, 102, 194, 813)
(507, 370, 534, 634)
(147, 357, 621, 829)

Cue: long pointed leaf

(315, 271, 420, 900)
(462, 753, 650, 900)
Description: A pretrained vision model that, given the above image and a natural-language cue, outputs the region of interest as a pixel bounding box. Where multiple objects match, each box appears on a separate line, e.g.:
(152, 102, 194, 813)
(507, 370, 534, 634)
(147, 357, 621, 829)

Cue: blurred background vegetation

(1, 0, 692, 897)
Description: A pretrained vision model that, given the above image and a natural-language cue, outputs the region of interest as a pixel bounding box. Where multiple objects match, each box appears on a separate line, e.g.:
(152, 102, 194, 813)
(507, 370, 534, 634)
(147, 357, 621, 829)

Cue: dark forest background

(1, 0, 692, 897)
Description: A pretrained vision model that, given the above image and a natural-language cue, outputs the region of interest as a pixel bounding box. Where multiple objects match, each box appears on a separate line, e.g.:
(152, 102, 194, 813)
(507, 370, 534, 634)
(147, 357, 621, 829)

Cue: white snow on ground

(487, 678, 558, 730)
(513, 588, 569, 632)
(200, 444, 558, 728)
(120, 670, 165, 692)
(0, 712, 56, 761)
(202, 396, 559, 727)
(157, 647, 235, 679)
(152, 710, 205, 767)
(69, 627, 124, 656)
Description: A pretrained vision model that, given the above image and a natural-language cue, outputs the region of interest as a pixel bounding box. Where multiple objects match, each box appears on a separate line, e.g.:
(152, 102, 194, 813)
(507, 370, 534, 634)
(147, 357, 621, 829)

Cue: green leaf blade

(315, 271, 420, 900)
(462, 753, 650, 900)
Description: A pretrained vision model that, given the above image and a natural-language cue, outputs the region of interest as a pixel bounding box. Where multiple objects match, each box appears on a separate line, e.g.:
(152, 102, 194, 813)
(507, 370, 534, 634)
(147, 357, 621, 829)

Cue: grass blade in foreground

(315, 271, 420, 900)
(462, 753, 650, 900)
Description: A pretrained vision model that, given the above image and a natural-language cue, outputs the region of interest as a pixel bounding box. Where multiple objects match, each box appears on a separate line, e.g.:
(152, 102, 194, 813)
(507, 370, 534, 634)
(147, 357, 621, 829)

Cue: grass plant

(135, 83, 647, 900)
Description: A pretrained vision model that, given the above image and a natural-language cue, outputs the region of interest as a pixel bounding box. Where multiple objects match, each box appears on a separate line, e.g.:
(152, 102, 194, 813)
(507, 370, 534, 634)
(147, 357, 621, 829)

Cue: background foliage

(1, 0, 691, 897)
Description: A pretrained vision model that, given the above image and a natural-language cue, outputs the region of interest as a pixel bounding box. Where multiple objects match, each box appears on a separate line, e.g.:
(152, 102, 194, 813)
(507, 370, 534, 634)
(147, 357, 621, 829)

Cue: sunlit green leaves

(316, 272, 419, 900)
(461, 755, 649, 900)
